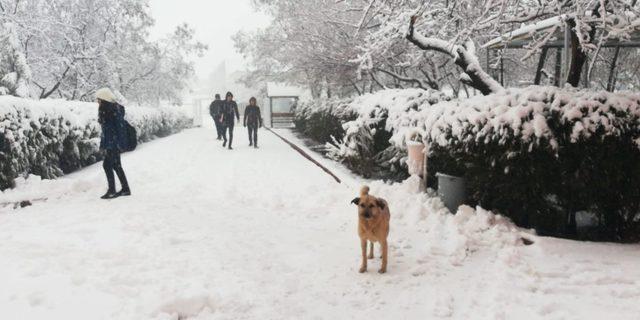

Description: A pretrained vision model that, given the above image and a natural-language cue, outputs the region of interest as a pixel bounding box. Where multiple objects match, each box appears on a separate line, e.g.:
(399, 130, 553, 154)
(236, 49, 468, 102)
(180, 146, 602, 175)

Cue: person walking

(96, 88, 131, 199)
(209, 94, 224, 140)
(244, 97, 263, 148)
(220, 91, 240, 150)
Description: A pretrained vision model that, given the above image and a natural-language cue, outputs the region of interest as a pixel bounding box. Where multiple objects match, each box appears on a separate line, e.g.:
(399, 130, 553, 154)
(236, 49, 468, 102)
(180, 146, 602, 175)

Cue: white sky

(148, 0, 271, 79)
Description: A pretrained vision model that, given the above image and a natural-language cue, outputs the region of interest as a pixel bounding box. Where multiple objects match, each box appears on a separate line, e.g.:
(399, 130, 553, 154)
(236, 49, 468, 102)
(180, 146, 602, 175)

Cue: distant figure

(209, 93, 224, 140)
(96, 88, 131, 199)
(220, 91, 240, 150)
(244, 97, 263, 148)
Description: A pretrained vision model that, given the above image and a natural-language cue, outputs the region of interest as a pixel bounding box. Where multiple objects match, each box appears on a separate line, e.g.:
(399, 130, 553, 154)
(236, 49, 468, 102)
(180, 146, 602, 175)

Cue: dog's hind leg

(368, 241, 374, 259)
(379, 239, 388, 274)
(359, 238, 368, 273)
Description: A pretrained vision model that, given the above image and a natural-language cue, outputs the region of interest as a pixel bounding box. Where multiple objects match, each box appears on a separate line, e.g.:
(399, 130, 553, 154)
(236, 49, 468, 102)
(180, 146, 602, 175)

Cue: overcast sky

(148, 0, 271, 79)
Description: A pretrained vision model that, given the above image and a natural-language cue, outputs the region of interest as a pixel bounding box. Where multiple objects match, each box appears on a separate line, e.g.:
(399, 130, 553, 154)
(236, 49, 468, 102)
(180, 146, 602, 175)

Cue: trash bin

(436, 172, 466, 213)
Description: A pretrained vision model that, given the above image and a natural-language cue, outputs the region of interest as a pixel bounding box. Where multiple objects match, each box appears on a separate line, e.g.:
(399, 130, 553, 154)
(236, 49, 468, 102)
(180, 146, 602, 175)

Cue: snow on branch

(406, 16, 504, 95)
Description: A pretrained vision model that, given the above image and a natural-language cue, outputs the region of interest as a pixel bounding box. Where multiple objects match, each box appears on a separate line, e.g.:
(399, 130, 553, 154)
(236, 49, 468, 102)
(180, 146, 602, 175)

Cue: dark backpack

(116, 104, 138, 152)
(124, 121, 137, 152)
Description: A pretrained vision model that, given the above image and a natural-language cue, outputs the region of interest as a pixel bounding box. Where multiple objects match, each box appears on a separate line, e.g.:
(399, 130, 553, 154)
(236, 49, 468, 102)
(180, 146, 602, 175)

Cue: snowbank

(368, 176, 527, 266)
(2, 127, 640, 319)
(0, 96, 192, 190)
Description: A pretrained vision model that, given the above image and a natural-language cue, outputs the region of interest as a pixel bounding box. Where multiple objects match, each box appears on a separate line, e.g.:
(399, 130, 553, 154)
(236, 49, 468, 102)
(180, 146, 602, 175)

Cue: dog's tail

(360, 186, 370, 196)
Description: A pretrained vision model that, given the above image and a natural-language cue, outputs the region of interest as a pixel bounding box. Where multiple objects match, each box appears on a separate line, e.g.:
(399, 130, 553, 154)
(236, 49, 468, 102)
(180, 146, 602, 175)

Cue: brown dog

(351, 186, 390, 274)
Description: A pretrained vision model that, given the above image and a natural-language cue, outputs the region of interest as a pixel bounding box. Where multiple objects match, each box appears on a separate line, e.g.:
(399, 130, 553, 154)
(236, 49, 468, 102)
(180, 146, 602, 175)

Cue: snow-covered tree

(362, 0, 640, 93)
(0, 0, 206, 103)
(235, 0, 375, 98)
(240, 0, 640, 96)
(0, 22, 31, 97)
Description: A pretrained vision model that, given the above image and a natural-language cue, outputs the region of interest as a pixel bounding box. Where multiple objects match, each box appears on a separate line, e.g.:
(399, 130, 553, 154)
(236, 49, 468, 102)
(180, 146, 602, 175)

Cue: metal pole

(555, 48, 562, 87)
(500, 54, 505, 87)
(270, 97, 273, 128)
(562, 22, 570, 86)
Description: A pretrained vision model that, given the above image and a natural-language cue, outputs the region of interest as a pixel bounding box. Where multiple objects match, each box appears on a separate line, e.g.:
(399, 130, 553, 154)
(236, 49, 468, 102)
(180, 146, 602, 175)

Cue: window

(271, 97, 297, 114)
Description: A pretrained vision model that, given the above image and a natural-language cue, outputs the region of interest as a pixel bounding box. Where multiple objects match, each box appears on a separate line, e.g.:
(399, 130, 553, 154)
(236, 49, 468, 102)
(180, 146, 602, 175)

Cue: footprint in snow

(432, 294, 454, 318)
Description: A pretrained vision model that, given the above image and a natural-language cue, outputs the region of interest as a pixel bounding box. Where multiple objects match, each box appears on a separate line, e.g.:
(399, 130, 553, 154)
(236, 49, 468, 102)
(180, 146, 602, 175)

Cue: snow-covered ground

(1, 125, 640, 320)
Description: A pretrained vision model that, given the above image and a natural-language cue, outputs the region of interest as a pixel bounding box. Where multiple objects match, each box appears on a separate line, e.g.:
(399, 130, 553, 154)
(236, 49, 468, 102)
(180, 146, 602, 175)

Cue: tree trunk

(534, 47, 549, 85)
(566, 18, 597, 87)
(607, 47, 621, 92)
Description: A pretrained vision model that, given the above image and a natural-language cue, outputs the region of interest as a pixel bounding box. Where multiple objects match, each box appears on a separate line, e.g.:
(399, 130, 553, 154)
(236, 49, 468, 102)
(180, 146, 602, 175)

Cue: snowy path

(2, 127, 640, 320)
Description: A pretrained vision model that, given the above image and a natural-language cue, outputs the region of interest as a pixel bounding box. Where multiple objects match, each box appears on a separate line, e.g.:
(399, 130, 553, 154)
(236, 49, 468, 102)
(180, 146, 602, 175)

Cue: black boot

(116, 189, 131, 197)
(101, 190, 118, 199)
(223, 140, 227, 147)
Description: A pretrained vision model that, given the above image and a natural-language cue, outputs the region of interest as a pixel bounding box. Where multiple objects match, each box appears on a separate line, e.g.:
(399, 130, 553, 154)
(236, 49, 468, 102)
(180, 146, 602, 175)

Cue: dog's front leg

(379, 240, 388, 274)
(359, 238, 368, 273)
(368, 241, 374, 259)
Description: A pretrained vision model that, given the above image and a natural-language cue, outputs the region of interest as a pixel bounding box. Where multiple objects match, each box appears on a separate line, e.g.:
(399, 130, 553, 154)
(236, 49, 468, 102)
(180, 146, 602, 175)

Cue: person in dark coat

(96, 88, 131, 199)
(209, 94, 224, 140)
(220, 91, 240, 150)
(243, 97, 263, 148)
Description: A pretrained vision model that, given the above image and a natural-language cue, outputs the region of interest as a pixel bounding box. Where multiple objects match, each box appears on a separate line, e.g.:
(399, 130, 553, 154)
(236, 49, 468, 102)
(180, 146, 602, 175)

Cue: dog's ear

(351, 197, 360, 205)
(376, 199, 386, 210)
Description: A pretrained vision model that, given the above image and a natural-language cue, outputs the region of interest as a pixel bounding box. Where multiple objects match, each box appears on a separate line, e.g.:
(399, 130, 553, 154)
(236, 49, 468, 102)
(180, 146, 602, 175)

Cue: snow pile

(155, 291, 217, 319)
(405, 86, 640, 151)
(368, 176, 526, 266)
(0, 96, 192, 190)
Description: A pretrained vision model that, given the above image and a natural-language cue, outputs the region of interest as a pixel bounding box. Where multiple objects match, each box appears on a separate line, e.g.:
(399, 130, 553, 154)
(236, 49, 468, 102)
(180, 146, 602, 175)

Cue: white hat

(95, 88, 117, 103)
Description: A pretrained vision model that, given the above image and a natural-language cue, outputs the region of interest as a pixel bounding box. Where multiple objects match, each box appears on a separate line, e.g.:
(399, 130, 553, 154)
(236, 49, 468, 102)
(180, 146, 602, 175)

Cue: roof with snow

(483, 14, 640, 49)
(482, 15, 568, 49)
(267, 82, 305, 97)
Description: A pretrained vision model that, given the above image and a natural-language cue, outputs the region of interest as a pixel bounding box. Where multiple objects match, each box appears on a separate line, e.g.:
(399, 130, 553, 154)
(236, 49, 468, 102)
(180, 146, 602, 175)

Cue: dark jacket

(221, 100, 240, 125)
(209, 99, 223, 119)
(99, 101, 127, 151)
(244, 105, 263, 127)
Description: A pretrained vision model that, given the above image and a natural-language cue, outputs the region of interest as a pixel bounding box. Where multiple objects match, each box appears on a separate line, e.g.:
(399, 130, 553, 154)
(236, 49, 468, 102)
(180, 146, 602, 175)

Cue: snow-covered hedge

(417, 86, 640, 242)
(0, 97, 192, 190)
(294, 97, 357, 145)
(294, 89, 448, 180)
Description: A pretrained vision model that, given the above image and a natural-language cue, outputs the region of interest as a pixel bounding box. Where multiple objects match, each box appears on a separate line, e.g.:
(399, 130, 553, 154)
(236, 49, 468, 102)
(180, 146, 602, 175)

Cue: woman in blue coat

(96, 88, 131, 199)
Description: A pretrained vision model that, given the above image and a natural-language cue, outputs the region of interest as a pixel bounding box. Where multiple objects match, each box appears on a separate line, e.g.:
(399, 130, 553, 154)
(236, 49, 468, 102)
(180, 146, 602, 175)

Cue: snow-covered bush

(295, 89, 448, 180)
(294, 97, 356, 145)
(0, 97, 192, 190)
(416, 86, 640, 242)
